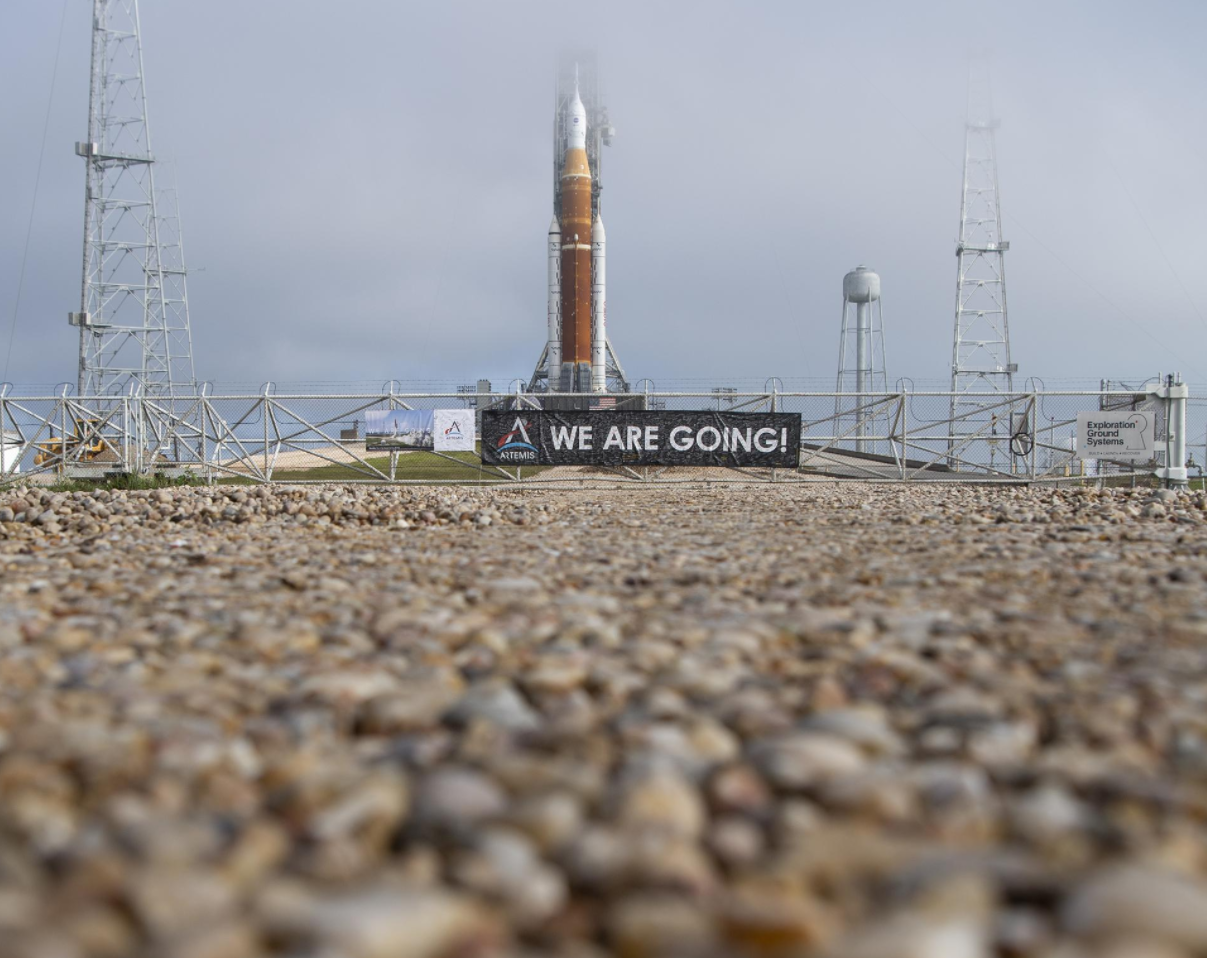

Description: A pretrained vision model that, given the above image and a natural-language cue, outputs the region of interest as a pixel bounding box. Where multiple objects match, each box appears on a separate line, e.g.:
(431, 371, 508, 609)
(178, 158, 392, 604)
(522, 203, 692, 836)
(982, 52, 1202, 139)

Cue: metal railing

(0, 384, 1189, 486)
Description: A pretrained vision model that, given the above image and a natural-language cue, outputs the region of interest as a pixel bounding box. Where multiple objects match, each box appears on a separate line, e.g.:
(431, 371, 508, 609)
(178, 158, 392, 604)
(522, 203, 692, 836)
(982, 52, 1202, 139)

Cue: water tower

(835, 266, 888, 453)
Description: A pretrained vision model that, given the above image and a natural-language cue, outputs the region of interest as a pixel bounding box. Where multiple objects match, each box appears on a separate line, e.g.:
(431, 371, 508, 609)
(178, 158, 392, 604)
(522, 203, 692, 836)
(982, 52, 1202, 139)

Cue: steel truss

(835, 292, 889, 455)
(72, 0, 195, 398)
(0, 385, 1187, 488)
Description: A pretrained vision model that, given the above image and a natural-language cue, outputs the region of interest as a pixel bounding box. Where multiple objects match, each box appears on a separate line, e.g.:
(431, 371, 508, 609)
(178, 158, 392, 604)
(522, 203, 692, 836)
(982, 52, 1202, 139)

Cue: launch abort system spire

(949, 65, 1015, 438)
(70, 0, 196, 397)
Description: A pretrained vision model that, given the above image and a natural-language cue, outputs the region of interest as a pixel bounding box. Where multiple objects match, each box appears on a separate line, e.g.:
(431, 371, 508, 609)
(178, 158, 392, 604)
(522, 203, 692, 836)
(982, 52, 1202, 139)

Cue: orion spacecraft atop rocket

(529, 55, 628, 394)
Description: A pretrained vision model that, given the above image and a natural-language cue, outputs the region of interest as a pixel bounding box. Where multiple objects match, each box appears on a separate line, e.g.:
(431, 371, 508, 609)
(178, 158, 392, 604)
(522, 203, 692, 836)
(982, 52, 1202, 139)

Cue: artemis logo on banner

(492, 417, 539, 463)
(433, 409, 476, 452)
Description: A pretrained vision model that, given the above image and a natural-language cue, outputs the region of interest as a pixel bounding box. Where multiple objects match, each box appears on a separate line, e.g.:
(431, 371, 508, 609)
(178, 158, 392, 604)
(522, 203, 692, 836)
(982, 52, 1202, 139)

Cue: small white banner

(1076, 411, 1155, 460)
(434, 409, 475, 452)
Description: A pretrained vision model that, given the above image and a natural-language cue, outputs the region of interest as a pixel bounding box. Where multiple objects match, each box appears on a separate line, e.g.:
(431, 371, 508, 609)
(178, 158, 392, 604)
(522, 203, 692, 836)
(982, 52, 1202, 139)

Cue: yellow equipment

(33, 418, 108, 467)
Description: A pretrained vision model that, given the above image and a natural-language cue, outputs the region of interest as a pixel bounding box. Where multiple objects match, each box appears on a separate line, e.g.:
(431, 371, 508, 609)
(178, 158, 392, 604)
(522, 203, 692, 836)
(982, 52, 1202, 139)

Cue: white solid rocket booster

(547, 216, 561, 383)
(590, 216, 606, 391)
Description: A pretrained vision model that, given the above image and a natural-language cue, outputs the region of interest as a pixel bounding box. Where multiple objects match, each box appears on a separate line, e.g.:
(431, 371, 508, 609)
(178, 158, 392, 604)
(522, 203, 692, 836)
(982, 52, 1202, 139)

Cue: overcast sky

(2, 0, 1205, 391)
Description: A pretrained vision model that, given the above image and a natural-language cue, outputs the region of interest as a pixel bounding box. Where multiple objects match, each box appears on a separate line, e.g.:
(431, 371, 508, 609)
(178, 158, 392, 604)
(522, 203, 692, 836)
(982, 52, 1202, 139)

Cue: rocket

(559, 78, 592, 391)
(546, 212, 606, 392)
(546, 71, 607, 392)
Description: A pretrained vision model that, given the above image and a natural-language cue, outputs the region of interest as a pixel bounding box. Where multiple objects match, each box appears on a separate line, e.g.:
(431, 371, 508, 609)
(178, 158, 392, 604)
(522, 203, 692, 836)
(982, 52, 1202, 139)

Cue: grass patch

(218, 451, 546, 484)
(44, 472, 207, 493)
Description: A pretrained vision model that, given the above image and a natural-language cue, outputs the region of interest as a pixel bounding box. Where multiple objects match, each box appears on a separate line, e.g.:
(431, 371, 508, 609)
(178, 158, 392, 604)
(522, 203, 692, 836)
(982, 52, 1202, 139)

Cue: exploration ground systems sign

(481, 411, 801, 468)
(1076, 411, 1156, 461)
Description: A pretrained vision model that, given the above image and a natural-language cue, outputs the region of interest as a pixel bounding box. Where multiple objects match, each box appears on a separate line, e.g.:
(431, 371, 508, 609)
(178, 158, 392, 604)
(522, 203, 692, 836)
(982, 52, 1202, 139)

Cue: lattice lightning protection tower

(949, 67, 1015, 425)
(70, 0, 195, 397)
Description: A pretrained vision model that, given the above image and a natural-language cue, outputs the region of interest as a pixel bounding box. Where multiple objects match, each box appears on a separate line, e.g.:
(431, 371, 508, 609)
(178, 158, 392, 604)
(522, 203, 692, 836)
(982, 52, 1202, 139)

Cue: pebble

(262, 884, 501, 958)
(412, 767, 507, 836)
(451, 827, 567, 927)
(615, 767, 706, 839)
(802, 705, 904, 756)
(502, 791, 580, 855)
(1062, 865, 1207, 949)
(449, 680, 542, 732)
(0, 482, 1203, 955)
(751, 732, 867, 790)
(607, 895, 714, 958)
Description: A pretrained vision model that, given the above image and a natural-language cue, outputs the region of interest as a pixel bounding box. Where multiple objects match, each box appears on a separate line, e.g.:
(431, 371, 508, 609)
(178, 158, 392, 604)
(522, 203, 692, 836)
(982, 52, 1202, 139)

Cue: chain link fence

(1188, 395, 1207, 484)
(0, 386, 1191, 487)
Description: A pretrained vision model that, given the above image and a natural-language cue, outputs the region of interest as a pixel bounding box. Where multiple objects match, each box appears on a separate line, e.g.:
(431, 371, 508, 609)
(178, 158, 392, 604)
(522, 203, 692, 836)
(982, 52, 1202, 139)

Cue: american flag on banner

(589, 398, 617, 411)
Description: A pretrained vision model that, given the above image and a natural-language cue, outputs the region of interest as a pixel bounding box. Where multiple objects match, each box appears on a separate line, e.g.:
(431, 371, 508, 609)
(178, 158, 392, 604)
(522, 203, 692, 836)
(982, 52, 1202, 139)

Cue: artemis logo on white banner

(433, 409, 475, 452)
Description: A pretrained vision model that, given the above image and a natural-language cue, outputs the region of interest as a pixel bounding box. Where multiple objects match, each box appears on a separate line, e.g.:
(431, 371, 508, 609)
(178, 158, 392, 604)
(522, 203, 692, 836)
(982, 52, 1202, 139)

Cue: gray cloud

(1, 0, 1205, 391)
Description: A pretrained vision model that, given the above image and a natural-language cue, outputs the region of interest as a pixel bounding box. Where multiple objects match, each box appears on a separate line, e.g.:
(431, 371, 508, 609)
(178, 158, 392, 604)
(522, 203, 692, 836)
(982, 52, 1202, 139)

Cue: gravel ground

(1, 482, 1207, 958)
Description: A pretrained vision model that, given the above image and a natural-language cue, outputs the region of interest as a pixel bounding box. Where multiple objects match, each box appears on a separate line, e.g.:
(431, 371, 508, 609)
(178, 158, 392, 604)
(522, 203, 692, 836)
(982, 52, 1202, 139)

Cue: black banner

(481, 410, 800, 467)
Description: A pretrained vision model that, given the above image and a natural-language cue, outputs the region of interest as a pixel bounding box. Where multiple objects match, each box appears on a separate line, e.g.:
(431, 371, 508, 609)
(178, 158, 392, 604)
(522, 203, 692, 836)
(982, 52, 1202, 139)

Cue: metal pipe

(590, 216, 606, 391)
(546, 217, 561, 383)
(1158, 373, 1189, 488)
(856, 301, 869, 452)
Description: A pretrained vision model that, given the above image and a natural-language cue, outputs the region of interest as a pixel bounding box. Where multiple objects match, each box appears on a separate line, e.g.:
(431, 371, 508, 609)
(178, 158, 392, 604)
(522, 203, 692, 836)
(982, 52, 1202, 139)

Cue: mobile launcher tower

(529, 55, 629, 395)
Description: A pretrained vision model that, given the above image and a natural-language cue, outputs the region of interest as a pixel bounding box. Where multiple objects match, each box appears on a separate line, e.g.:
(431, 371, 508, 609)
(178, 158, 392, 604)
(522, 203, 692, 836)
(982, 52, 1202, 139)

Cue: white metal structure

(72, 0, 195, 398)
(590, 217, 607, 391)
(950, 67, 1015, 433)
(1153, 374, 1189, 485)
(1, 431, 19, 475)
(835, 266, 888, 453)
(531, 54, 628, 393)
(545, 217, 561, 382)
(0, 383, 1186, 488)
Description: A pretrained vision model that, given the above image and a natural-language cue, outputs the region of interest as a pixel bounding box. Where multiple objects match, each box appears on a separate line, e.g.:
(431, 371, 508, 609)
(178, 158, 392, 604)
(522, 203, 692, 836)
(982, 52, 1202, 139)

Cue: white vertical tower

(590, 216, 606, 391)
(835, 266, 887, 453)
(70, 0, 195, 397)
(949, 67, 1014, 430)
(545, 216, 561, 382)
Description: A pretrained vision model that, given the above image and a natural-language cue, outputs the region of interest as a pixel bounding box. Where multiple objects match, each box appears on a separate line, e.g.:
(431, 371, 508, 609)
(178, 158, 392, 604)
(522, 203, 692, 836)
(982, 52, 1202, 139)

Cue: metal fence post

(900, 390, 908, 480)
(263, 395, 270, 482)
(258, 383, 277, 483)
(769, 383, 779, 484)
(60, 386, 70, 474)
(0, 388, 7, 479)
(121, 397, 130, 473)
(200, 398, 209, 484)
(1029, 393, 1038, 481)
(137, 396, 146, 474)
